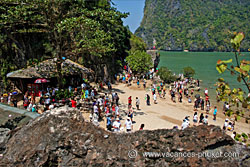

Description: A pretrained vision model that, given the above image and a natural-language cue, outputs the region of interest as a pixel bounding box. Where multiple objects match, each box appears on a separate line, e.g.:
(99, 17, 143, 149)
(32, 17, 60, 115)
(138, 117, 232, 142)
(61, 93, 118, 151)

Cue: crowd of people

(0, 65, 240, 136)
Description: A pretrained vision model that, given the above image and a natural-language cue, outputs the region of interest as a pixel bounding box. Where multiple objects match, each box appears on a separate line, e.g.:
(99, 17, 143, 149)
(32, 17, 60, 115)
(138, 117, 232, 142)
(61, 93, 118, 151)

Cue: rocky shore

(0, 107, 249, 166)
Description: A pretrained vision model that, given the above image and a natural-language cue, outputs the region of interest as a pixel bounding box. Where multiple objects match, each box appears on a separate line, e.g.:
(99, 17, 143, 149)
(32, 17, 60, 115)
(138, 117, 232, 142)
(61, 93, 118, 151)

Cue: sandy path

(81, 82, 249, 136)
(111, 82, 249, 134)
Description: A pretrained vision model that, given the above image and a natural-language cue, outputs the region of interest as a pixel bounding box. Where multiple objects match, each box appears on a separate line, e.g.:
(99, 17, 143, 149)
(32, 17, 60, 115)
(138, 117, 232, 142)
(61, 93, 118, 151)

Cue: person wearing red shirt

(128, 96, 132, 109)
(71, 98, 77, 108)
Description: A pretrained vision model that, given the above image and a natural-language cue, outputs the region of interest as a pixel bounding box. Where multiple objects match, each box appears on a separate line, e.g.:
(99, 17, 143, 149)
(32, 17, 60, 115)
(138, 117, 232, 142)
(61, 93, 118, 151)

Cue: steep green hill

(135, 0, 250, 51)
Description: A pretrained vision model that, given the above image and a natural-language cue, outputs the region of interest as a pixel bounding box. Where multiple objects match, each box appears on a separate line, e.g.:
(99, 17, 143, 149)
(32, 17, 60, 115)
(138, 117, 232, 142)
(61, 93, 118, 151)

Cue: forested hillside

(135, 0, 250, 51)
(0, 0, 131, 89)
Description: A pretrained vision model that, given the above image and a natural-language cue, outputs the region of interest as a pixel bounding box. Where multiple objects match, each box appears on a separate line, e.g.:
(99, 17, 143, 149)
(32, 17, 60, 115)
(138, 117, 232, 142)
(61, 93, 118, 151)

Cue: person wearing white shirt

(181, 119, 190, 130)
(125, 117, 133, 132)
(153, 94, 157, 104)
(113, 118, 121, 132)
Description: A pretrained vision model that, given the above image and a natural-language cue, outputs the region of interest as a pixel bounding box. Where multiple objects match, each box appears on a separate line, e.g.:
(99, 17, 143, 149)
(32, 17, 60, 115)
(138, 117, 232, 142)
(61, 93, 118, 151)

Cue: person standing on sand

(124, 117, 133, 132)
(136, 97, 140, 110)
(143, 79, 146, 89)
(146, 94, 150, 105)
(193, 112, 198, 126)
(203, 115, 208, 125)
(128, 108, 134, 123)
(153, 93, 157, 104)
(113, 118, 121, 132)
(128, 96, 132, 109)
(139, 124, 145, 130)
(200, 97, 204, 110)
(199, 113, 204, 124)
(213, 106, 217, 121)
(137, 79, 140, 88)
(206, 100, 210, 113)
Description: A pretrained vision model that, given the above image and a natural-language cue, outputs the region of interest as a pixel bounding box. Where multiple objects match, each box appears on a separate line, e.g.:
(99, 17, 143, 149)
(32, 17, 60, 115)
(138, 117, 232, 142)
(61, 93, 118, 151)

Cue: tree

(126, 50, 152, 75)
(183, 66, 195, 78)
(0, 0, 131, 88)
(215, 32, 250, 145)
(157, 67, 177, 83)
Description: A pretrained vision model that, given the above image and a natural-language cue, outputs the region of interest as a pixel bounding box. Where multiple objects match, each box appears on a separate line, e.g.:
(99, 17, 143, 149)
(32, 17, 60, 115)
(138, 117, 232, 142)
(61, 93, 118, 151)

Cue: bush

(126, 50, 153, 74)
(157, 67, 177, 83)
(183, 66, 195, 78)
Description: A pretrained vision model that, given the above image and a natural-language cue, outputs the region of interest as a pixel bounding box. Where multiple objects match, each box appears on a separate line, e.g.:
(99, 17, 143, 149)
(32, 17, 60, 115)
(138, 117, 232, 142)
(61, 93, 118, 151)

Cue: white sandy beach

(82, 81, 250, 136)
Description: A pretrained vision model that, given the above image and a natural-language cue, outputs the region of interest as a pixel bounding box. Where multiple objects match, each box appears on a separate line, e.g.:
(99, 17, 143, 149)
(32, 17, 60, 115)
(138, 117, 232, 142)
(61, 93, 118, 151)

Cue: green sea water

(158, 51, 250, 99)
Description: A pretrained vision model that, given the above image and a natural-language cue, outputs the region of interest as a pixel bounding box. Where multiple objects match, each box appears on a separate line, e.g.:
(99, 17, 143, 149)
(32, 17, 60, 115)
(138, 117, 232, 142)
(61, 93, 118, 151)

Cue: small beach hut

(7, 58, 94, 95)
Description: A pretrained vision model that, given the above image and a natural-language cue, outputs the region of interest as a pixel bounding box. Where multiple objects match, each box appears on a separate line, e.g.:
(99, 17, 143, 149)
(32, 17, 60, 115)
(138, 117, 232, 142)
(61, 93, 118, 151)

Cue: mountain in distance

(135, 0, 250, 51)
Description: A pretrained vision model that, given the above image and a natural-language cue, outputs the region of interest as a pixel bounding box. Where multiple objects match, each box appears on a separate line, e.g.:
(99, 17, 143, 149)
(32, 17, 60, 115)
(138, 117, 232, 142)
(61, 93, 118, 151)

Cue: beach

(82, 81, 250, 136)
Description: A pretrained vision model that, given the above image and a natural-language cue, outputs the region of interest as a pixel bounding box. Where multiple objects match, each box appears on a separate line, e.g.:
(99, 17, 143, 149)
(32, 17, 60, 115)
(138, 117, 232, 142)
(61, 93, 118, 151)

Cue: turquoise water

(158, 51, 250, 99)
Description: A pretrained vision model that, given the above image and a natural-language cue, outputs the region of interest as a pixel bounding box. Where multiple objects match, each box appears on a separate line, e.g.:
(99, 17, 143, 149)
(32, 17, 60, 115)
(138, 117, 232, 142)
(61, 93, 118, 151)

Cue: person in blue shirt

(106, 115, 112, 131)
(213, 106, 217, 121)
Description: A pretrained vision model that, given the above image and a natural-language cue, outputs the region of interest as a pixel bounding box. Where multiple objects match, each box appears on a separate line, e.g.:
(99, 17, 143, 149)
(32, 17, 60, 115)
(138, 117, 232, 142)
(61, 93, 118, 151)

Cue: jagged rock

(0, 107, 249, 166)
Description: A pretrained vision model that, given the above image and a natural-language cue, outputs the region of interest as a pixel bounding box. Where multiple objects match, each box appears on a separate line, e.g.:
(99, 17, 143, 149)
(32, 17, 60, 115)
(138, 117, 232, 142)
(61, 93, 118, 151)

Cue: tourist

(139, 124, 144, 130)
(203, 115, 208, 125)
(106, 115, 112, 131)
(225, 103, 230, 114)
(143, 79, 146, 89)
(223, 119, 229, 131)
(115, 104, 120, 117)
(178, 92, 182, 103)
(181, 118, 190, 130)
(200, 97, 204, 110)
(213, 106, 217, 121)
(153, 93, 157, 104)
(7, 93, 12, 105)
(193, 112, 198, 125)
(128, 108, 134, 123)
(27, 102, 33, 112)
(199, 113, 204, 124)
(135, 97, 140, 110)
(146, 94, 150, 105)
(194, 99, 198, 111)
(115, 93, 119, 106)
(23, 96, 29, 109)
(206, 100, 210, 113)
(49, 103, 54, 110)
(162, 85, 166, 98)
(204, 88, 208, 96)
(124, 117, 133, 132)
(31, 105, 37, 112)
(71, 98, 77, 108)
(112, 118, 121, 132)
(228, 122, 233, 131)
(188, 96, 192, 103)
(137, 79, 140, 88)
(231, 131, 237, 139)
(12, 98, 18, 107)
(128, 96, 132, 109)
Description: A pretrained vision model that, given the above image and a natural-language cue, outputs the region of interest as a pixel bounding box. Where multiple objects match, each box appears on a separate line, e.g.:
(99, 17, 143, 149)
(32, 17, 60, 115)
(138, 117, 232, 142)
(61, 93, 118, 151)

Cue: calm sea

(158, 51, 250, 100)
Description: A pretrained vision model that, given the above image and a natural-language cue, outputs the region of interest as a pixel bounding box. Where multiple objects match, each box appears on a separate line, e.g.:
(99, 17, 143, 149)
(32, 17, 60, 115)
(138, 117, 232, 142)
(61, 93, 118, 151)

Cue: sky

(111, 0, 145, 33)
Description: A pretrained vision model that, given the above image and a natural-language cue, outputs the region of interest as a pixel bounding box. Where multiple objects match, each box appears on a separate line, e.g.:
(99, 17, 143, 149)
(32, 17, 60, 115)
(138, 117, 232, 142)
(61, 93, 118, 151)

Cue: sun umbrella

(195, 94, 200, 99)
(34, 78, 50, 84)
(12, 92, 18, 95)
(3, 93, 8, 97)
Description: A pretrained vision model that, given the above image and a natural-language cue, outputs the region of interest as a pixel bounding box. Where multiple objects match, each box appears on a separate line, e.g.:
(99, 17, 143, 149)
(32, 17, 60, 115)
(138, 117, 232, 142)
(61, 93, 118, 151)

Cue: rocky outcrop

(0, 107, 249, 166)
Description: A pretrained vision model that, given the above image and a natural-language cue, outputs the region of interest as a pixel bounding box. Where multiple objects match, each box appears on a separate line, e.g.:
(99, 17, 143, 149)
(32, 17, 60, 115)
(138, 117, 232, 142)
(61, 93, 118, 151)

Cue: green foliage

(135, 0, 250, 51)
(183, 66, 195, 78)
(129, 33, 147, 52)
(126, 50, 152, 74)
(0, 0, 131, 86)
(157, 67, 177, 83)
